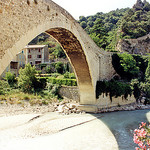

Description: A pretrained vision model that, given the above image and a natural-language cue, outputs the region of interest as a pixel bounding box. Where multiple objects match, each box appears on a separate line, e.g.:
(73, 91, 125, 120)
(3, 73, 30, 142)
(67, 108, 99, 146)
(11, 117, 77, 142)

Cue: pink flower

(138, 128, 147, 138)
(134, 122, 150, 150)
(140, 122, 146, 129)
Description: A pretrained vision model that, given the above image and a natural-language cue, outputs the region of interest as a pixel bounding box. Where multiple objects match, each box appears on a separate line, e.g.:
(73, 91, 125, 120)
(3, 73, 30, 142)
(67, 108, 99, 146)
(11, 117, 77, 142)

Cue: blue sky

(52, 0, 150, 19)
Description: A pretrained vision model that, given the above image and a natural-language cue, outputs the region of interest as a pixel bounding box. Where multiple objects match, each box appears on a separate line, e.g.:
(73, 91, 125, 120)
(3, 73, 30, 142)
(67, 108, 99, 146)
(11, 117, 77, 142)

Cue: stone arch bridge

(0, 0, 115, 112)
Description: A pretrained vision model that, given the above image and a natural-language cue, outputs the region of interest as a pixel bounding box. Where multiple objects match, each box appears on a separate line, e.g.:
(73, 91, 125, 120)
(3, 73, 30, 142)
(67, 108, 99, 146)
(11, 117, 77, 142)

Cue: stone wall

(59, 86, 136, 108)
(116, 34, 150, 54)
(59, 86, 80, 102)
(97, 94, 136, 109)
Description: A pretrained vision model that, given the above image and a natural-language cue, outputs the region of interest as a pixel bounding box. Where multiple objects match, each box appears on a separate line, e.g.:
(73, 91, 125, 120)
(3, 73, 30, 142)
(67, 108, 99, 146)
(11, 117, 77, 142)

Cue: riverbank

(98, 103, 150, 113)
(0, 99, 150, 116)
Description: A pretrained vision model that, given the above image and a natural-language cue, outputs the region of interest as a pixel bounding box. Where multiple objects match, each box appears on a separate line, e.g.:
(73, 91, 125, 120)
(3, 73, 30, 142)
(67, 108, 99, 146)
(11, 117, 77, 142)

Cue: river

(0, 109, 150, 150)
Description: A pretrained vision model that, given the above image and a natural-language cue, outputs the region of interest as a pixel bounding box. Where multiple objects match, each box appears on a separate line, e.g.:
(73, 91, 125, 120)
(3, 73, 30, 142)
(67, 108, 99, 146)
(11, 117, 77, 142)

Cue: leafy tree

(52, 45, 66, 59)
(80, 21, 87, 29)
(90, 19, 108, 49)
(5, 72, 16, 86)
(79, 16, 87, 22)
(18, 63, 37, 93)
(118, 53, 139, 77)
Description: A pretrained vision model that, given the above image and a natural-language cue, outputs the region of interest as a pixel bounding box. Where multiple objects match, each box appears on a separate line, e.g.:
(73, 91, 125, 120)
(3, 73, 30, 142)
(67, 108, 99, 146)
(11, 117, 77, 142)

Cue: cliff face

(116, 34, 150, 54)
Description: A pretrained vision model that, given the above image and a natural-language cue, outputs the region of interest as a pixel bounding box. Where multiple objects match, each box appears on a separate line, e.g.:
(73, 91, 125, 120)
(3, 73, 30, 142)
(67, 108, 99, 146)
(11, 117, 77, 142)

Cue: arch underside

(46, 28, 95, 104)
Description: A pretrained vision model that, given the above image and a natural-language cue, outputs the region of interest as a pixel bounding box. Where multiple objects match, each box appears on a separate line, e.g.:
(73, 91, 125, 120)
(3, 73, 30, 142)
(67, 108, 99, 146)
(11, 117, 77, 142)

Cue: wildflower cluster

(133, 122, 150, 150)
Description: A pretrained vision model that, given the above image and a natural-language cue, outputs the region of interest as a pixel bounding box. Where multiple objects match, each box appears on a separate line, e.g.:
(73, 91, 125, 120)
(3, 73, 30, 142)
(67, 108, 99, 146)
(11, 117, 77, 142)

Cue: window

(28, 49, 30, 53)
(39, 49, 41, 52)
(37, 55, 42, 58)
(35, 61, 41, 64)
(30, 62, 33, 65)
(10, 62, 18, 69)
(28, 55, 32, 58)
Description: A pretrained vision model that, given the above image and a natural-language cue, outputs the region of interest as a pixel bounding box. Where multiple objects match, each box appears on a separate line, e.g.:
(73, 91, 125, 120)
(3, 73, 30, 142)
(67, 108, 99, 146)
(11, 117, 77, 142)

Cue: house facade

(24, 45, 49, 65)
(0, 45, 49, 78)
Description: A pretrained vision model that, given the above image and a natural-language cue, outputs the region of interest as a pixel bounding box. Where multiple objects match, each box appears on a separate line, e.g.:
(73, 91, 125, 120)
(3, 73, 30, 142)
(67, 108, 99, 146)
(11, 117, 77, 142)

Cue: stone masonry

(0, 0, 116, 112)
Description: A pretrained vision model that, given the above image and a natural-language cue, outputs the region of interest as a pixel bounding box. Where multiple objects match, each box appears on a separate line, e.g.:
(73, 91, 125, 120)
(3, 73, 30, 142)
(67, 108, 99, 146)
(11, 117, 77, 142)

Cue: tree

(52, 45, 66, 59)
(80, 21, 87, 29)
(89, 19, 108, 49)
(79, 16, 87, 22)
(118, 53, 139, 77)
(18, 63, 37, 93)
(5, 72, 16, 86)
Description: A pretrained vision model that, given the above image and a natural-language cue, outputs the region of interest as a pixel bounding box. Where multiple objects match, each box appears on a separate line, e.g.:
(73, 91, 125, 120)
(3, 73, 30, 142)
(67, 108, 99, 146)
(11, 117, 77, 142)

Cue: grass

(0, 88, 57, 106)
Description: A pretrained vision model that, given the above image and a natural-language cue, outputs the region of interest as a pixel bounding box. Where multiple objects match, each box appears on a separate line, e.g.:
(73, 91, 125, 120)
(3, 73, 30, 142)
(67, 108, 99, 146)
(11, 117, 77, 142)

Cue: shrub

(0, 80, 10, 95)
(18, 63, 37, 93)
(64, 72, 76, 79)
(112, 53, 139, 79)
(5, 72, 16, 86)
(55, 62, 64, 74)
(47, 77, 77, 86)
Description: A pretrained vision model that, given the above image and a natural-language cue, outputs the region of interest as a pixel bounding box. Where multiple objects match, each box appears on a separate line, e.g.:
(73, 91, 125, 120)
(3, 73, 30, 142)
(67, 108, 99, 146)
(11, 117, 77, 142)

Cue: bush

(55, 62, 64, 74)
(0, 80, 10, 95)
(5, 72, 16, 86)
(112, 53, 139, 79)
(18, 63, 37, 93)
(64, 72, 76, 79)
(47, 77, 77, 86)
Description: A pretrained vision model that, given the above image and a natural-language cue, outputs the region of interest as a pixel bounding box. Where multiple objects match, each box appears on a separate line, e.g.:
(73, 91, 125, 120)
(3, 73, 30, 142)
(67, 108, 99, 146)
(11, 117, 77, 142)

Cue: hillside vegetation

(78, 0, 150, 51)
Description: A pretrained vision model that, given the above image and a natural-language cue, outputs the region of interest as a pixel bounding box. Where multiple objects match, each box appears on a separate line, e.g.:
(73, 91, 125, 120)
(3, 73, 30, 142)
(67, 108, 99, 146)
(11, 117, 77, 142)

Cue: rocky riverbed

(0, 98, 150, 116)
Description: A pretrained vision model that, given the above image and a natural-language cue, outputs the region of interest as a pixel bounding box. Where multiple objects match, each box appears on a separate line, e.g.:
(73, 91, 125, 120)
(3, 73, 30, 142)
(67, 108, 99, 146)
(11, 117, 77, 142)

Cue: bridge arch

(0, 0, 109, 111)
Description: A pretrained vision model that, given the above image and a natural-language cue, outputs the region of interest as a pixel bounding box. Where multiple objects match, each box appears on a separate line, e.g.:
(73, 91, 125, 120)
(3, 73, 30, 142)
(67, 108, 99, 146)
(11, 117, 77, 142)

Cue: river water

(94, 109, 150, 150)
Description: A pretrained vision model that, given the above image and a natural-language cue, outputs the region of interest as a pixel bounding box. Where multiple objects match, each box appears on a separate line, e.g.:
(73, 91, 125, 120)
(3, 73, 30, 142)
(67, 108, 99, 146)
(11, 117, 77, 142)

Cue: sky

(52, 0, 150, 19)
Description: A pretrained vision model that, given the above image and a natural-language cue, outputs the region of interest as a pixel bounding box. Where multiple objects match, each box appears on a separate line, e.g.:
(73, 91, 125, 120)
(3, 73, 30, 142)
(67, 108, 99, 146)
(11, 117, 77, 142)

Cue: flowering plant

(133, 122, 150, 150)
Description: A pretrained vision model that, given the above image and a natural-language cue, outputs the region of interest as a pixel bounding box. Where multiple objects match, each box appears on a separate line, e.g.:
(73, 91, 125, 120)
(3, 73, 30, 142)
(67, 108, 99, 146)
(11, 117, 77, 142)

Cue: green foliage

(78, 8, 129, 50)
(47, 77, 77, 86)
(133, 55, 149, 78)
(131, 79, 141, 101)
(118, 53, 139, 76)
(89, 19, 108, 49)
(96, 80, 132, 101)
(80, 21, 87, 29)
(78, 1, 150, 51)
(120, 1, 150, 39)
(145, 59, 150, 79)
(64, 72, 76, 79)
(52, 45, 66, 59)
(46, 82, 61, 98)
(5, 72, 16, 86)
(18, 63, 37, 93)
(0, 80, 10, 95)
(46, 66, 53, 74)
(55, 62, 64, 74)
(112, 53, 140, 79)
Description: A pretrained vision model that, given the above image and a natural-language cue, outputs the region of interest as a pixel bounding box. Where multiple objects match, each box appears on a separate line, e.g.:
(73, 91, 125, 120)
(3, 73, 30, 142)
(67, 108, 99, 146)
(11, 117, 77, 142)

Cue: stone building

(0, 50, 25, 78)
(24, 45, 49, 65)
(0, 45, 49, 78)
